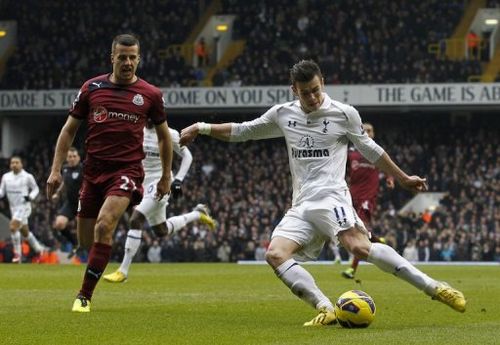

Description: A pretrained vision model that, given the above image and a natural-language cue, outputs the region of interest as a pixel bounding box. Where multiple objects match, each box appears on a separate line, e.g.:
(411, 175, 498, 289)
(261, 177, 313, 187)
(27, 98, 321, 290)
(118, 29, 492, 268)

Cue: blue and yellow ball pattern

(334, 290, 376, 328)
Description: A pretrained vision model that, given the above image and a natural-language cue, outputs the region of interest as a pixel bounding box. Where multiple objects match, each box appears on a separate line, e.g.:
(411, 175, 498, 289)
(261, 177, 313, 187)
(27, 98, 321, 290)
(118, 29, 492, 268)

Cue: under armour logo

(322, 119, 330, 133)
(91, 82, 103, 88)
(288, 120, 297, 127)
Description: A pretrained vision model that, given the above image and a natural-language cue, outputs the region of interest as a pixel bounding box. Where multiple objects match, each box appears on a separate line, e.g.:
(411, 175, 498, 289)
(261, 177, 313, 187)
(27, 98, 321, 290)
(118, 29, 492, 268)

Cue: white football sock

(166, 211, 200, 234)
(11, 231, 21, 258)
(24, 231, 44, 253)
(119, 229, 142, 276)
(367, 243, 438, 295)
(275, 259, 334, 311)
(329, 242, 341, 261)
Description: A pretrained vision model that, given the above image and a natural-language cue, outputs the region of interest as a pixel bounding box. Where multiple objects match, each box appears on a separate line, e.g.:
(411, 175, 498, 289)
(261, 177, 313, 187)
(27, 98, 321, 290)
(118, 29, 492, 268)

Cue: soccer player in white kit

(180, 60, 466, 326)
(103, 124, 216, 283)
(0, 156, 45, 262)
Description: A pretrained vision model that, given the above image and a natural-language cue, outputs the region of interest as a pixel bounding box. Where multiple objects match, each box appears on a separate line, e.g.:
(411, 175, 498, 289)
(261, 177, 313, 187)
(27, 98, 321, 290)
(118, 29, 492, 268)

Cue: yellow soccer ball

(334, 290, 376, 328)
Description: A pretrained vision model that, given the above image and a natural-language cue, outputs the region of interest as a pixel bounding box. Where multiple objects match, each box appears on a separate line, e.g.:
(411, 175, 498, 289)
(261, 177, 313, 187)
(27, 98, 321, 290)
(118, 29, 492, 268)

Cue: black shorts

(58, 201, 78, 220)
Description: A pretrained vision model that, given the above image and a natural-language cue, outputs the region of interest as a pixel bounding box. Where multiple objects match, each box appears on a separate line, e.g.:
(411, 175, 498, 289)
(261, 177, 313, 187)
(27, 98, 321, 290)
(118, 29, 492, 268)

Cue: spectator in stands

(467, 31, 480, 59)
(195, 37, 209, 67)
(147, 240, 162, 263)
(402, 239, 419, 262)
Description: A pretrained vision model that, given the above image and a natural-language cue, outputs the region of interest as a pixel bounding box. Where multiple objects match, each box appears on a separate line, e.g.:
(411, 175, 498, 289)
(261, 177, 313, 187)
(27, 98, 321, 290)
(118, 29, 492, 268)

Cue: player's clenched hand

(155, 175, 171, 201)
(399, 175, 428, 194)
(180, 123, 199, 146)
(46, 172, 62, 200)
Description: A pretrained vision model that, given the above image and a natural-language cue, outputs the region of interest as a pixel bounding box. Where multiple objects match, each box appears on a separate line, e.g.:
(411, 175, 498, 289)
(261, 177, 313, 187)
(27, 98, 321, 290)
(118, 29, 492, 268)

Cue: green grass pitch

(0, 263, 498, 345)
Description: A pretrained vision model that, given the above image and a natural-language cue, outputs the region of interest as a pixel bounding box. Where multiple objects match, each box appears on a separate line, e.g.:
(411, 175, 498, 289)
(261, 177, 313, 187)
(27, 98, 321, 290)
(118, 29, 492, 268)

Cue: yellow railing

(480, 48, 500, 82)
(467, 75, 482, 82)
(428, 38, 487, 61)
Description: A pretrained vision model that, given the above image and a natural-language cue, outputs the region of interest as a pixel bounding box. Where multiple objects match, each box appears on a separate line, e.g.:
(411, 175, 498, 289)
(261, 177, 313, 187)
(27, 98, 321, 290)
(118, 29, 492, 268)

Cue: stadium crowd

(214, 0, 483, 86)
(0, 0, 486, 89)
(0, 113, 498, 263)
(0, 0, 497, 263)
(0, 0, 203, 89)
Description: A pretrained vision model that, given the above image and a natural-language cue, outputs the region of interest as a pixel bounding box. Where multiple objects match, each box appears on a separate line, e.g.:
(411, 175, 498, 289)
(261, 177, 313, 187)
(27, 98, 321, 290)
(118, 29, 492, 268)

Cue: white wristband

(198, 122, 211, 135)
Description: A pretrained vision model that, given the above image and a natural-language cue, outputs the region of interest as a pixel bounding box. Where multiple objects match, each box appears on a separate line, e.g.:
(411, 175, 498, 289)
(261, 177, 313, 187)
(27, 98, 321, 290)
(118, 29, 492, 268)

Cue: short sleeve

(69, 83, 90, 119)
(149, 89, 167, 125)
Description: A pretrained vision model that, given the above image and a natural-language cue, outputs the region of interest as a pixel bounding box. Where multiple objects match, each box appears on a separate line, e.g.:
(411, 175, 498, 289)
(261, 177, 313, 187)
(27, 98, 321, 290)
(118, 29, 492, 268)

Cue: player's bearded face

(111, 44, 140, 84)
(293, 75, 325, 113)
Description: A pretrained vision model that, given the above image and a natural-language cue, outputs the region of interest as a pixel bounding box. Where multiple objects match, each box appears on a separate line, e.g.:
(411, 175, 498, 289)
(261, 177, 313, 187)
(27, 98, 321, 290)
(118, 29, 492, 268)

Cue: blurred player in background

(103, 124, 216, 283)
(0, 155, 45, 263)
(47, 33, 173, 313)
(341, 122, 395, 279)
(181, 60, 466, 326)
(51, 147, 83, 257)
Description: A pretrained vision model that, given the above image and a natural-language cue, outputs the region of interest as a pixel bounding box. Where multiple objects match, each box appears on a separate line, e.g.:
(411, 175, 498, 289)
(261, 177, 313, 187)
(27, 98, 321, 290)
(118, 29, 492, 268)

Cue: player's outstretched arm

(180, 122, 233, 146)
(47, 116, 82, 199)
(374, 152, 428, 193)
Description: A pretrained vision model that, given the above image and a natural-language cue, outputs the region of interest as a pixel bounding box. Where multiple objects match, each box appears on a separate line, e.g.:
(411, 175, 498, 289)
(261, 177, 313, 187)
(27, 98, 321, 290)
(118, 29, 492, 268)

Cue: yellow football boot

(72, 295, 91, 313)
(194, 204, 217, 230)
(103, 270, 127, 283)
(341, 267, 355, 279)
(303, 308, 337, 327)
(432, 282, 466, 313)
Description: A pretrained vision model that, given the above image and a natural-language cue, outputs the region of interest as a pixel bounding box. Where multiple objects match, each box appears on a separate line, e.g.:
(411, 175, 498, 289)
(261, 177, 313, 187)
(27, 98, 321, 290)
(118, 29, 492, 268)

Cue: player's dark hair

(68, 146, 79, 154)
(290, 60, 322, 85)
(10, 155, 23, 164)
(111, 34, 140, 54)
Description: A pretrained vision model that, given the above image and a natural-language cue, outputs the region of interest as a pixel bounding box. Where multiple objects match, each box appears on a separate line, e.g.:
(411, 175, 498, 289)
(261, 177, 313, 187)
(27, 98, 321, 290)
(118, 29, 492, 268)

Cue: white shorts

(11, 205, 32, 225)
(135, 179, 170, 226)
(272, 191, 367, 262)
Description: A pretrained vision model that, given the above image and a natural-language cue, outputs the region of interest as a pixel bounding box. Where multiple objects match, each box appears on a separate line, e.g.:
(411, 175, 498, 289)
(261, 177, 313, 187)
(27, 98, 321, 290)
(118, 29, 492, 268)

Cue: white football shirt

(142, 127, 193, 186)
(0, 169, 39, 208)
(230, 93, 385, 206)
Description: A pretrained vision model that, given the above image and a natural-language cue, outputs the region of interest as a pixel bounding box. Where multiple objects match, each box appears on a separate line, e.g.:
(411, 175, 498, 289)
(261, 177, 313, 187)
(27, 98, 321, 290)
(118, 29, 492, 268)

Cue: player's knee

(9, 221, 20, 232)
(129, 212, 145, 229)
(350, 242, 370, 260)
(94, 216, 116, 243)
(265, 247, 288, 267)
(152, 224, 168, 237)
